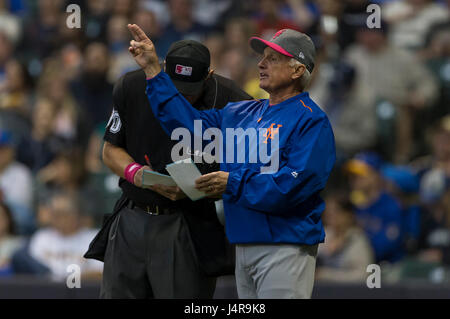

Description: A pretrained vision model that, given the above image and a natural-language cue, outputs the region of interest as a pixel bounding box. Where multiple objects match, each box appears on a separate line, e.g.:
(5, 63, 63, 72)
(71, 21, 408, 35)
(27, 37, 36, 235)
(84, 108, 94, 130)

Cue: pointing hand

(127, 24, 161, 78)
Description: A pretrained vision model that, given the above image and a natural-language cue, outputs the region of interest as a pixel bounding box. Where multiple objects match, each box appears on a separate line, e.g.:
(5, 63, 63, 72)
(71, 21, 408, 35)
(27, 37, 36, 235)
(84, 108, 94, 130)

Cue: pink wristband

(124, 162, 143, 185)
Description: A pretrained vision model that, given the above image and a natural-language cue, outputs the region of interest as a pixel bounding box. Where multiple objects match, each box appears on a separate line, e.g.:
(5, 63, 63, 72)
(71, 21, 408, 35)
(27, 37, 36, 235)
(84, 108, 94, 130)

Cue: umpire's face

(257, 47, 306, 94)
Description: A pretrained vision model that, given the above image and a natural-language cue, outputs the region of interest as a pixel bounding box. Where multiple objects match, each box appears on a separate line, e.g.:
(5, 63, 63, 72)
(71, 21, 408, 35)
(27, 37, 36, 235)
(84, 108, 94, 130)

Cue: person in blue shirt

(127, 24, 336, 299)
(345, 152, 405, 263)
(382, 164, 422, 254)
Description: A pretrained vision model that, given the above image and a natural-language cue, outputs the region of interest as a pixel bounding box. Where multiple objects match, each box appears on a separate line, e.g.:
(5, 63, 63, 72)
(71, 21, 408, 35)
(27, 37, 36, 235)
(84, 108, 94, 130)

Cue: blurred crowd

(0, 0, 449, 285)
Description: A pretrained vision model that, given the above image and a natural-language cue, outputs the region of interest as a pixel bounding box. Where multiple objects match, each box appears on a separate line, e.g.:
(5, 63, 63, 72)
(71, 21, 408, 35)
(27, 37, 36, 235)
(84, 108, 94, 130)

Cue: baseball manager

(128, 24, 336, 299)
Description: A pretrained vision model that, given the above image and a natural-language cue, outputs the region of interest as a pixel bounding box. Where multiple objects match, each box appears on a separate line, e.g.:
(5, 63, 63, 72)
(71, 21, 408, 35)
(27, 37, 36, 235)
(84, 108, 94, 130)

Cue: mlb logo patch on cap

(165, 40, 211, 95)
(175, 64, 193, 76)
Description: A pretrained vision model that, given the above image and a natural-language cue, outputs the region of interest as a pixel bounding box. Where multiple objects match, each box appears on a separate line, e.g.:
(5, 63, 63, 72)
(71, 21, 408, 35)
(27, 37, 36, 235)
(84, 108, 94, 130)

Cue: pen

(145, 154, 152, 169)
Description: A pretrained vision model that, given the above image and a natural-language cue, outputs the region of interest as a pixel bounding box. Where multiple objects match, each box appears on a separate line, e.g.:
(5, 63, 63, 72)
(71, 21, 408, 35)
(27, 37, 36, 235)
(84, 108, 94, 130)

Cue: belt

(126, 200, 178, 216)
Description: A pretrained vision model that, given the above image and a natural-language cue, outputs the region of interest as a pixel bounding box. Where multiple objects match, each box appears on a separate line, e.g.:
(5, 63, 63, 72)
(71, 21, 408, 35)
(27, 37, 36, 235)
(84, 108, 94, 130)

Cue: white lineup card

(165, 158, 206, 201)
(142, 170, 177, 187)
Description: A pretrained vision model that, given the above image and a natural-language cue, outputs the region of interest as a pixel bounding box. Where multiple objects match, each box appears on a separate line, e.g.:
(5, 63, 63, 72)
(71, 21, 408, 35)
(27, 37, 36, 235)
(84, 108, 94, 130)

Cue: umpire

(84, 39, 252, 298)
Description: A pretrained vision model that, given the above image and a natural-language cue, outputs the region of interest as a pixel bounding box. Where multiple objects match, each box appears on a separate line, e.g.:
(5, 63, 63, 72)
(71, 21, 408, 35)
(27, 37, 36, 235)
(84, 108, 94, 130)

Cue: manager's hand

(127, 23, 161, 78)
(195, 171, 229, 197)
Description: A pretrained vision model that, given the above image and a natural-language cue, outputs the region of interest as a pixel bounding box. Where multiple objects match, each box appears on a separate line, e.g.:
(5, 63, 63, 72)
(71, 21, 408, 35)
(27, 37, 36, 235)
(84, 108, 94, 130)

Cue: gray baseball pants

(235, 243, 318, 299)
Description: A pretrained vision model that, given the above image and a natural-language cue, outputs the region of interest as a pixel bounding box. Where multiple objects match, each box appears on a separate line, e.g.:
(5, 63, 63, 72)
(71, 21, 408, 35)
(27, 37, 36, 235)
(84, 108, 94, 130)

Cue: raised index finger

(127, 24, 139, 41)
(128, 24, 150, 42)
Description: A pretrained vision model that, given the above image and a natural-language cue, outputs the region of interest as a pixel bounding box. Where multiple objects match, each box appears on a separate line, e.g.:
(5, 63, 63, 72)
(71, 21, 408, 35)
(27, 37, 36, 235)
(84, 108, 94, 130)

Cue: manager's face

(258, 47, 304, 94)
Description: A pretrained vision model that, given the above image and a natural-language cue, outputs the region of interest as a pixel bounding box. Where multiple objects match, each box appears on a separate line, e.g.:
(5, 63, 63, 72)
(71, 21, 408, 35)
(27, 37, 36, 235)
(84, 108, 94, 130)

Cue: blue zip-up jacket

(146, 71, 336, 245)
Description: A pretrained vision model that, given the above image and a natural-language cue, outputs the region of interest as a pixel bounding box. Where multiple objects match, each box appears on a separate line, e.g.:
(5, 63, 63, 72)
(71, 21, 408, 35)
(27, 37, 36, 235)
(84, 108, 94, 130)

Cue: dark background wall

(2, 276, 450, 299)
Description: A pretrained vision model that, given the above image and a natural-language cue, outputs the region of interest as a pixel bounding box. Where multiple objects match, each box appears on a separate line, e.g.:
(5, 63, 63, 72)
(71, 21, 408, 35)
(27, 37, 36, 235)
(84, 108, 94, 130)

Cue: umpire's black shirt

(104, 69, 252, 209)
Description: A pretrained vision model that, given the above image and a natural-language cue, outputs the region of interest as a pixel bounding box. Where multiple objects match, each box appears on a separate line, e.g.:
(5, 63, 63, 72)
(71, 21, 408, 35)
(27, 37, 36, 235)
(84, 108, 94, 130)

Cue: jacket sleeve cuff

(223, 170, 242, 202)
(145, 71, 170, 95)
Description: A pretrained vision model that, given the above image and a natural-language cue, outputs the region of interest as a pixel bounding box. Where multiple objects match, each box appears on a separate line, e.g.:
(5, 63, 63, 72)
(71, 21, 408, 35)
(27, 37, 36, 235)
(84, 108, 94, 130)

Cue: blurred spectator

(0, 202, 23, 276)
(383, 0, 449, 51)
(0, 59, 33, 117)
(308, 0, 343, 50)
(84, 0, 110, 42)
(411, 115, 450, 202)
(286, 0, 318, 32)
(140, 0, 171, 28)
(415, 188, 450, 266)
(19, 0, 64, 61)
(85, 126, 105, 175)
(16, 98, 62, 172)
(106, 14, 129, 55)
(251, 0, 301, 40)
(106, 14, 137, 81)
(345, 152, 405, 263)
(35, 195, 53, 229)
(223, 17, 255, 54)
(36, 147, 87, 195)
(300, 0, 373, 51)
(156, 0, 210, 57)
(345, 21, 438, 162)
(35, 145, 105, 225)
(193, 0, 233, 28)
(305, 6, 342, 107)
(204, 33, 225, 71)
(316, 192, 374, 283)
(0, 31, 13, 90)
(70, 42, 113, 130)
(38, 58, 88, 146)
(0, 129, 33, 234)
(313, 62, 377, 160)
(19, 192, 102, 280)
(57, 6, 85, 51)
(0, 0, 21, 44)
(337, 0, 373, 51)
(59, 44, 83, 82)
(382, 164, 422, 253)
(421, 22, 450, 125)
(132, 4, 161, 44)
(7, 0, 26, 15)
(216, 48, 248, 88)
(410, 116, 450, 262)
(83, 126, 122, 224)
(112, 0, 137, 18)
(218, 17, 266, 98)
(110, 3, 164, 79)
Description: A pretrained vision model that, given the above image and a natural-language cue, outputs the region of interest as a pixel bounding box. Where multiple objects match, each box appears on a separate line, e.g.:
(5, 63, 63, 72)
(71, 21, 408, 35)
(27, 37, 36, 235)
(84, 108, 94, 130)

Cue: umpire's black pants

(100, 203, 216, 299)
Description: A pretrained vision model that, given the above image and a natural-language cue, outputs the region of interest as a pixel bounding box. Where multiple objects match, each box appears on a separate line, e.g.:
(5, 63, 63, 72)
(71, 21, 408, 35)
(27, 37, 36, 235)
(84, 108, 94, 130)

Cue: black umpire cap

(165, 40, 211, 96)
(250, 29, 316, 73)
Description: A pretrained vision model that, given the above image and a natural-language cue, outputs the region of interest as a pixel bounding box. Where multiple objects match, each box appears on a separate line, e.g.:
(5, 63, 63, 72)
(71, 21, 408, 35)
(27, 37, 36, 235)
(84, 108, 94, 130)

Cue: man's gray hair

(289, 58, 311, 91)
